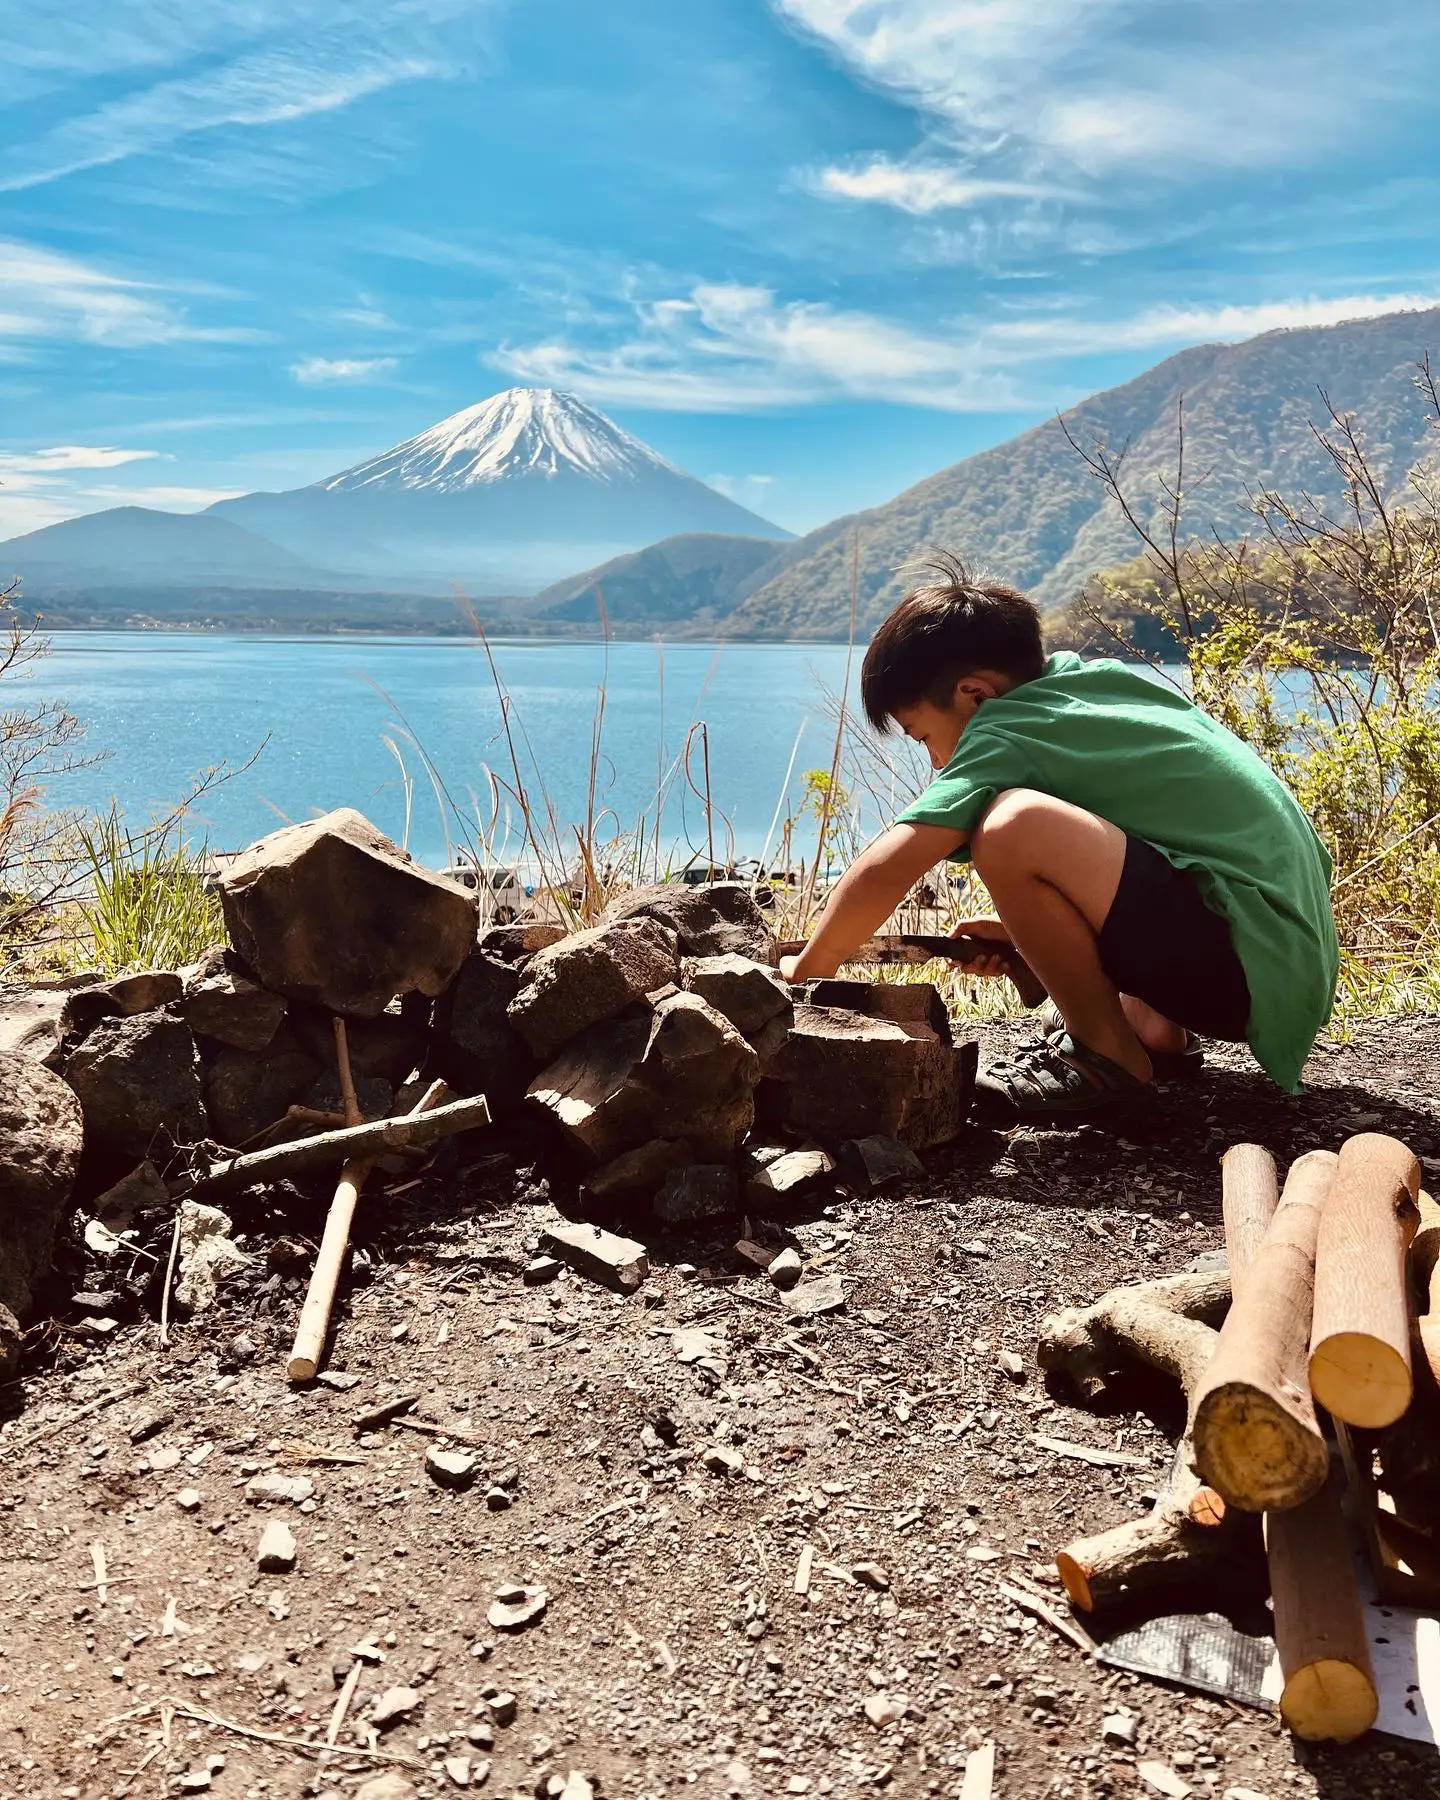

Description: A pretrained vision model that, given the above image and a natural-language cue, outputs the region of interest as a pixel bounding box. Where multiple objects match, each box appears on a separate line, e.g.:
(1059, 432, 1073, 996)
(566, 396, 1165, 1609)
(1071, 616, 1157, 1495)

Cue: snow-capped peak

(318, 388, 684, 494)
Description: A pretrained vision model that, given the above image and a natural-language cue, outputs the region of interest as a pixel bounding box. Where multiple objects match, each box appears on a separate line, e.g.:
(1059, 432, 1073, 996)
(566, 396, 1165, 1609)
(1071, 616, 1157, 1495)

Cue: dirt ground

(4, 1016, 1440, 1800)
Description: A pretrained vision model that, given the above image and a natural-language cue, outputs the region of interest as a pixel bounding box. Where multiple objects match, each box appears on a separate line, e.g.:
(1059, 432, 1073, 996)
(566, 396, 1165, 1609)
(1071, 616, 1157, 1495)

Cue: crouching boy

(778, 555, 1338, 1118)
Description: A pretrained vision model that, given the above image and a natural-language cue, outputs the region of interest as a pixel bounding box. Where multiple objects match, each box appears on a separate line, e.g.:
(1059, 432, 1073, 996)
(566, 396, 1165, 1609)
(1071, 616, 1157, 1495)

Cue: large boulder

(429, 949, 534, 1105)
(528, 991, 759, 1175)
(507, 919, 680, 1061)
(217, 808, 477, 1018)
(64, 1012, 208, 1158)
(180, 947, 286, 1052)
(0, 1051, 85, 1333)
(760, 1001, 969, 1150)
(685, 954, 793, 1039)
(601, 882, 777, 964)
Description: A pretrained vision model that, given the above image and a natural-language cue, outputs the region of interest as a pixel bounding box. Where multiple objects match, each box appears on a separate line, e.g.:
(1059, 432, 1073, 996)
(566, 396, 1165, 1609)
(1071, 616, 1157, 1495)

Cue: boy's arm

(780, 822, 967, 982)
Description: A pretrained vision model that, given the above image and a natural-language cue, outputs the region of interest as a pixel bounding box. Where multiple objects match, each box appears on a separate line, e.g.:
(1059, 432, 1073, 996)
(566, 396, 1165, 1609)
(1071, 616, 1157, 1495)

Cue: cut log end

(1192, 1382, 1331, 1513)
(1054, 1550, 1094, 1613)
(1279, 1658, 1379, 1744)
(1309, 1331, 1413, 1429)
(286, 1353, 319, 1383)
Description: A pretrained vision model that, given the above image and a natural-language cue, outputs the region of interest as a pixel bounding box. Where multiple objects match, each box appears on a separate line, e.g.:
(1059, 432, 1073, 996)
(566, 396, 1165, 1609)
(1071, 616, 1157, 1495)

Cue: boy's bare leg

(970, 788, 1167, 1083)
(1120, 994, 1188, 1054)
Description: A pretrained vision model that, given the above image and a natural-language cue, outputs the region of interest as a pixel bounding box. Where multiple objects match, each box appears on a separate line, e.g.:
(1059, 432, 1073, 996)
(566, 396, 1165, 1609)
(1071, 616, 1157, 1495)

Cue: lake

(29, 632, 893, 872)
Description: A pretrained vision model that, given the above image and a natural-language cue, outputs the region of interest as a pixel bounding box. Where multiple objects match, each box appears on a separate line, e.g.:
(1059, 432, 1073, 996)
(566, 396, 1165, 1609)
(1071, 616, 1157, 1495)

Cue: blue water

(29, 633, 881, 870)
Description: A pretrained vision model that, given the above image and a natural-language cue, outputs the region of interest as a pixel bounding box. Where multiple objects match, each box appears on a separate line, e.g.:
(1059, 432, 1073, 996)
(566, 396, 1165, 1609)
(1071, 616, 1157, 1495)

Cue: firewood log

(1191, 1151, 1334, 1512)
(1411, 1190, 1440, 1386)
(1221, 1143, 1279, 1301)
(1309, 1133, 1421, 1429)
(1266, 1462, 1378, 1743)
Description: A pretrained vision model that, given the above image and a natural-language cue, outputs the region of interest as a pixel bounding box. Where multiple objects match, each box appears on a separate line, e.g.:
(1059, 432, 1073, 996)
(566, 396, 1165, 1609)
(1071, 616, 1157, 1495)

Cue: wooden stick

(187, 1093, 490, 1201)
(1056, 1505, 1255, 1614)
(286, 1080, 457, 1384)
(1191, 1150, 1335, 1513)
(1221, 1143, 1280, 1303)
(158, 1211, 183, 1350)
(1309, 1132, 1421, 1429)
(333, 1018, 362, 1128)
(1266, 1462, 1378, 1743)
(1411, 1190, 1440, 1385)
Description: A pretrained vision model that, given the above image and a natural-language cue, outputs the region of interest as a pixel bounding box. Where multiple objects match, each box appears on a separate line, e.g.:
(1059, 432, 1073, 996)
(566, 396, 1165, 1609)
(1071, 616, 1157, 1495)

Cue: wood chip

(996, 1581, 1096, 1656)
(794, 1545, 814, 1596)
(1032, 1434, 1148, 1469)
(959, 1742, 995, 1800)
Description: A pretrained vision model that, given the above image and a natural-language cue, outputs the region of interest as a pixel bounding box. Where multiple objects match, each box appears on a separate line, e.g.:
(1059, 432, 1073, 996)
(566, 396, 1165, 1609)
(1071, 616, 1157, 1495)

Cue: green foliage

(73, 807, 223, 975)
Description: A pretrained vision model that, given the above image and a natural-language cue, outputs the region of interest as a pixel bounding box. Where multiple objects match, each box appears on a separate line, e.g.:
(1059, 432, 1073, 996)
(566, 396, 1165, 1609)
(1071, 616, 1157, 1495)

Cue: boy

(778, 555, 1338, 1117)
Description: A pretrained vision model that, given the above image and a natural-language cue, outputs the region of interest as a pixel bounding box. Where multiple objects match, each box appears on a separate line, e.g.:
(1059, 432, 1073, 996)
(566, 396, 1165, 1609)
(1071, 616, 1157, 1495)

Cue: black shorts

(1097, 836, 1251, 1041)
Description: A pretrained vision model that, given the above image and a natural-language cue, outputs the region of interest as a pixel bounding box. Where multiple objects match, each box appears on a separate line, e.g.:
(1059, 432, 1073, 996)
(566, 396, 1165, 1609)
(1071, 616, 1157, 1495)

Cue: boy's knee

(971, 787, 1049, 867)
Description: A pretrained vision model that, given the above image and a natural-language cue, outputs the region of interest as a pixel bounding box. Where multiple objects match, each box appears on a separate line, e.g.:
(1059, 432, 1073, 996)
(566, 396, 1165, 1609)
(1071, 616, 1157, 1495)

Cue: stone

(174, 1201, 249, 1313)
(996, 1350, 1027, 1382)
(426, 1446, 479, 1489)
(602, 881, 777, 963)
(369, 1685, 422, 1729)
(487, 1583, 548, 1631)
(357, 1777, 418, 1800)
(507, 918, 680, 1059)
(92, 1159, 170, 1234)
(522, 1255, 562, 1286)
(256, 1520, 296, 1572)
(484, 1487, 512, 1511)
(477, 920, 566, 960)
(202, 1026, 322, 1148)
(852, 1561, 890, 1590)
(782, 1275, 846, 1318)
(429, 949, 533, 1103)
(71, 1288, 119, 1312)
(0, 977, 100, 1065)
(654, 1163, 739, 1223)
(684, 954, 792, 1038)
(834, 1134, 924, 1196)
(175, 1488, 202, 1511)
(485, 1690, 518, 1725)
(808, 978, 949, 1035)
(745, 1148, 835, 1208)
(176, 1771, 212, 1793)
(245, 1471, 315, 1505)
(559, 1776, 594, 1800)
(701, 1445, 744, 1476)
(540, 1222, 648, 1293)
(179, 946, 286, 1051)
(863, 1693, 907, 1728)
(303, 1069, 392, 1121)
(218, 808, 477, 1017)
(443, 1756, 472, 1787)
(64, 1012, 207, 1157)
(1138, 1765, 1191, 1800)
(584, 1137, 691, 1204)
(760, 1002, 967, 1150)
(467, 1720, 495, 1749)
(732, 1237, 773, 1272)
(1101, 1712, 1138, 1747)
(0, 1051, 84, 1332)
(767, 1247, 802, 1289)
(147, 1445, 182, 1472)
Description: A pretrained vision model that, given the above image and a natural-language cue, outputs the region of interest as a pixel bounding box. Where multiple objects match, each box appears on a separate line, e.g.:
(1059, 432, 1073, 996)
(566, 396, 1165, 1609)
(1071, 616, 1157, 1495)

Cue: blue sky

(2, 0, 1437, 542)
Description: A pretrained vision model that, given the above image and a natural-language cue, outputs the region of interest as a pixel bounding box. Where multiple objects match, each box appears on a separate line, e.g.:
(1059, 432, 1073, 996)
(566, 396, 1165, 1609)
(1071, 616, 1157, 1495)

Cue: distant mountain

(531, 533, 787, 626)
(722, 306, 1440, 638)
(0, 506, 327, 588)
(209, 388, 791, 590)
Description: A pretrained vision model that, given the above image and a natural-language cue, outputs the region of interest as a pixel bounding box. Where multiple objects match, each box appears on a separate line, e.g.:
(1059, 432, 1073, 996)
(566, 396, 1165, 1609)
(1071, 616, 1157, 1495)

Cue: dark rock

(92, 1159, 170, 1228)
(180, 947, 286, 1052)
(0, 976, 102, 1065)
(217, 807, 477, 1018)
(807, 978, 949, 1037)
(835, 1133, 925, 1196)
(508, 919, 680, 1060)
(203, 1026, 321, 1148)
(288, 1004, 429, 1086)
(477, 921, 566, 962)
(303, 1071, 393, 1121)
(602, 881, 777, 964)
(654, 1163, 739, 1223)
(684, 954, 793, 1038)
(59, 971, 185, 1047)
(745, 1147, 835, 1208)
(63, 1012, 207, 1157)
(72, 1290, 121, 1313)
(0, 1051, 84, 1337)
(760, 1002, 967, 1150)
(540, 1222, 648, 1291)
(430, 949, 533, 1103)
(584, 1138, 690, 1204)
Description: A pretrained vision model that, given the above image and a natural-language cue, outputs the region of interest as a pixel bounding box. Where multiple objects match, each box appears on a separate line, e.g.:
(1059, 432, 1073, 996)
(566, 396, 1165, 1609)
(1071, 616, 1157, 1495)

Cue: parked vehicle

(442, 859, 526, 923)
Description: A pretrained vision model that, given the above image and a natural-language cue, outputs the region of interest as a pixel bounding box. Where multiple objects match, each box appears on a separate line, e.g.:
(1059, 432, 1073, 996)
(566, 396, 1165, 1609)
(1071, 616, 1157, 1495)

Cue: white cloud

(0, 444, 161, 475)
(0, 237, 256, 347)
(813, 160, 1063, 214)
(705, 472, 776, 509)
(290, 356, 399, 385)
(75, 483, 244, 509)
(493, 279, 1440, 414)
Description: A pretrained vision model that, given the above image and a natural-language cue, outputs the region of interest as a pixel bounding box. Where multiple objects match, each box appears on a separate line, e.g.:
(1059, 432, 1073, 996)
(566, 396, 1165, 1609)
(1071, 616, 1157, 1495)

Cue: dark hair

(860, 551, 1045, 732)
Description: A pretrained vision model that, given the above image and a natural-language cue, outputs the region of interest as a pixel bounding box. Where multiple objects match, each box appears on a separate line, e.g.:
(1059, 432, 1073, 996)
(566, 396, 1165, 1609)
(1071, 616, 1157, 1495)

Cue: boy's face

(892, 674, 1002, 770)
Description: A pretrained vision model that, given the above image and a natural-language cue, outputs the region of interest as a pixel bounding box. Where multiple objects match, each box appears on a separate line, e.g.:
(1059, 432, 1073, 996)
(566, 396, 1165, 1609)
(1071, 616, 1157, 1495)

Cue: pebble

(443, 1756, 472, 1786)
(852, 1561, 889, 1590)
(369, 1685, 422, 1729)
(244, 1471, 314, 1506)
(782, 1275, 846, 1318)
(996, 1350, 1027, 1382)
(1222, 1790, 1270, 1800)
(701, 1445, 745, 1477)
(148, 1445, 182, 1472)
(129, 1407, 176, 1445)
(487, 1582, 548, 1631)
(425, 1446, 479, 1490)
(1138, 1764, 1191, 1799)
(1102, 1712, 1138, 1747)
(175, 1488, 202, 1512)
(484, 1487, 512, 1510)
(560, 1777, 595, 1800)
(766, 1248, 803, 1290)
(467, 1722, 496, 1749)
(486, 1690, 518, 1726)
(523, 1255, 562, 1286)
(356, 1777, 417, 1800)
(256, 1520, 296, 1573)
(316, 1370, 362, 1391)
(176, 1772, 211, 1793)
(863, 1693, 907, 1727)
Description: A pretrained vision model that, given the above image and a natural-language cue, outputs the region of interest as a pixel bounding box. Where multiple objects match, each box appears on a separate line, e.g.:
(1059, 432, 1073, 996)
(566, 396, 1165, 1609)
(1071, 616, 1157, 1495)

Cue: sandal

(1035, 1002, 1205, 1083)
(976, 1033, 1152, 1119)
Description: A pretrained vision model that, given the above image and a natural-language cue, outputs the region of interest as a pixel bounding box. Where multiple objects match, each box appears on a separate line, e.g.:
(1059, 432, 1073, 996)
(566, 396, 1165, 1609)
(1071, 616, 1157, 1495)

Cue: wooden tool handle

(944, 934, 1047, 1008)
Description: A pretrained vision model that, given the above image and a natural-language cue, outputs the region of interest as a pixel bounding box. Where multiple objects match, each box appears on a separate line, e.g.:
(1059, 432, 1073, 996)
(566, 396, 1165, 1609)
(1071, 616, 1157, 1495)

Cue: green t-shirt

(895, 651, 1338, 1092)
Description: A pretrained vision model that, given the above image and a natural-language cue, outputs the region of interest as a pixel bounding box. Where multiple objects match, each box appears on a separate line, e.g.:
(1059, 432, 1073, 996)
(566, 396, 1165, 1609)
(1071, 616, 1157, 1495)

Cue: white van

(442, 859, 526, 923)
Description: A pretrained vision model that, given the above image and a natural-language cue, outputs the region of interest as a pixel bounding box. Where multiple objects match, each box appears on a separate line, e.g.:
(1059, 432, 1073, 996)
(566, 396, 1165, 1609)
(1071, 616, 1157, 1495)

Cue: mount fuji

(207, 389, 790, 590)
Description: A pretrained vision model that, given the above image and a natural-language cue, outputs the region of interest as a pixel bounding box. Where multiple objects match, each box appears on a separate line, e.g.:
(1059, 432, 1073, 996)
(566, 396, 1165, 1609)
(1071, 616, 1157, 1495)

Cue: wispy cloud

(705, 472, 776, 509)
(290, 355, 399, 385)
(494, 280, 1440, 414)
(0, 238, 258, 346)
(0, 444, 161, 474)
(812, 159, 1065, 214)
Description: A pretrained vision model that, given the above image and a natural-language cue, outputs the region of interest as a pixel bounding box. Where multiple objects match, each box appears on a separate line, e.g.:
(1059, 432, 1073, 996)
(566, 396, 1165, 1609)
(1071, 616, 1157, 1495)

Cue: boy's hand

(949, 915, 1012, 980)
(778, 953, 803, 984)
